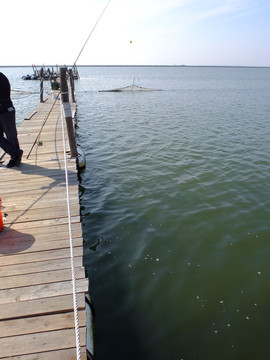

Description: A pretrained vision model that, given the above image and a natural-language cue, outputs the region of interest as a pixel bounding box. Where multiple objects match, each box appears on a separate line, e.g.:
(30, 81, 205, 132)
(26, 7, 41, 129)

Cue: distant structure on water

(22, 65, 79, 80)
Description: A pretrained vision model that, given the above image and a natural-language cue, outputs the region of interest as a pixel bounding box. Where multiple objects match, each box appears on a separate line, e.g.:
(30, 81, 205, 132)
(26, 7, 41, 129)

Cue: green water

(76, 66, 270, 360)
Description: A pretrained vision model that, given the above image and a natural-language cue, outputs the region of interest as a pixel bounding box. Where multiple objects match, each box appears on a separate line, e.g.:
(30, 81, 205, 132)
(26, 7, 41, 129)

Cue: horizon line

(0, 64, 270, 69)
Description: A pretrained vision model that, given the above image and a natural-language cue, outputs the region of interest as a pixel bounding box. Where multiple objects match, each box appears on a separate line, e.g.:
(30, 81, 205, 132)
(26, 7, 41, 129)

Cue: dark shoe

(6, 150, 23, 168)
(6, 159, 16, 168)
(15, 150, 23, 167)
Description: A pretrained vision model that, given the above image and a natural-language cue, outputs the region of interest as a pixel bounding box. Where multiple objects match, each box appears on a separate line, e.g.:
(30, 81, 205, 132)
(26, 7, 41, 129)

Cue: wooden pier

(0, 78, 89, 359)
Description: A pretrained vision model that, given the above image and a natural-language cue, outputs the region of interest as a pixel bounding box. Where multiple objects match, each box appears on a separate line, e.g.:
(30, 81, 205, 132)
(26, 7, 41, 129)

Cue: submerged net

(99, 84, 162, 92)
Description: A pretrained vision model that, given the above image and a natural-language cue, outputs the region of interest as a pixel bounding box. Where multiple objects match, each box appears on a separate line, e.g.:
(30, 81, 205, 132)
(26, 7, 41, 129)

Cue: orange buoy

(0, 197, 3, 232)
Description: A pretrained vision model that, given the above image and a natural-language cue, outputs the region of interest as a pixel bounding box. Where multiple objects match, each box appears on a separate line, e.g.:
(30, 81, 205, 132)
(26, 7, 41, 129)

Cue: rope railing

(60, 95, 82, 360)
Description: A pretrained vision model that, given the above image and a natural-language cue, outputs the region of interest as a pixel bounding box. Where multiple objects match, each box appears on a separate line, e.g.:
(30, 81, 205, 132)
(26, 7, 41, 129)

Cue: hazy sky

(1, 0, 270, 66)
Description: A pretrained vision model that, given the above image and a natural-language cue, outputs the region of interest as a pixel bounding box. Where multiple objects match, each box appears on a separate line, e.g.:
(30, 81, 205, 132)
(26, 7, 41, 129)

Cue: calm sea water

(3, 66, 270, 360)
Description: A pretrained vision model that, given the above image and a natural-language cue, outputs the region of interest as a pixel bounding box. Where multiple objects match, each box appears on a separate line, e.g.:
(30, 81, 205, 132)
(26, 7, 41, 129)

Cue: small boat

(22, 74, 32, 80)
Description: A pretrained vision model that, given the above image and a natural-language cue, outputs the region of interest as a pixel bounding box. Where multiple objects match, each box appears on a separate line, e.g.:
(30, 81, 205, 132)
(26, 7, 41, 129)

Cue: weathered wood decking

(0, 92, 88, 359)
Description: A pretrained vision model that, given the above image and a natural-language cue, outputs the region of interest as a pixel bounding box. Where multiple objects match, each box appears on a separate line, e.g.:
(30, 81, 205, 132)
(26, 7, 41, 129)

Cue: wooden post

(68, 69, 76, 103)
(40, 67, 44, 103)
(60, 67, 77, 158)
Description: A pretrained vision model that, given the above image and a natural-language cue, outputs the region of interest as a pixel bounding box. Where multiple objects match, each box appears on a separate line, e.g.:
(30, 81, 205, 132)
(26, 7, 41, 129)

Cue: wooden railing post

(40, 67, 44, 103)
(60, 67, 77, 158)
(68, 69, 76, 103)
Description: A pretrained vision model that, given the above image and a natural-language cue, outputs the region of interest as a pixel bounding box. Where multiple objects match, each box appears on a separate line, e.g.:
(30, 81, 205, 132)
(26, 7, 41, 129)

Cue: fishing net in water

(11, 89, 39, 99)
(99, 84, 162, 92)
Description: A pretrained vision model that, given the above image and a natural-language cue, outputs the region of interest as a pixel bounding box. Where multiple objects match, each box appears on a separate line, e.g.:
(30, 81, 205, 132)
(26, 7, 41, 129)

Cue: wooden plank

(0, 246, 83, 266)
(0, 237, 83, 258)
(0, 222, 82, 241)
(0, 256, 84, 278)
(1, 215, 81, 231)
(1, 162, 77, 175)
(1, 198, 79, 215)
(1, 347, 87, 360)
(6, 205, 79, 222)
(4, 204, 80, 224)
(0, 278, 88, 304)
(1, 171, 78, 185)
(0, 310, 86, 338)
(0, 180, 77, 195)
(0, 179, 79, 194)
(0, 293, 86, 321)
(0, 266, 86, 290)
(0, 157, 72, 170)
(0, 191, 77, 202)
(0, 328, 86, 358)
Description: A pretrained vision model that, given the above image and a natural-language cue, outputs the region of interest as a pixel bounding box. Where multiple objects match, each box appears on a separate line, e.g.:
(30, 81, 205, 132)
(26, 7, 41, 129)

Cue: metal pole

(60, 67, 77, 158)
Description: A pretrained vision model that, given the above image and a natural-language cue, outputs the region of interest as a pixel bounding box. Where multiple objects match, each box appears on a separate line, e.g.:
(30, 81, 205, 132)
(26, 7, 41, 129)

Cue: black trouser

(0, 109, 21, 159)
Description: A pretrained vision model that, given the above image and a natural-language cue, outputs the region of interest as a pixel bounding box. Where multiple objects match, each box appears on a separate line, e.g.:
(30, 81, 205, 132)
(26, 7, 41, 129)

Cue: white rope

(60, 96, 81, 360)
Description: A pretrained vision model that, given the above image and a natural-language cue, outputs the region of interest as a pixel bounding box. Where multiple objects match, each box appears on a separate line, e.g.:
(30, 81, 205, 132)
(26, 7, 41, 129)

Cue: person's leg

(2, 110, 20, 158)
(0, 112, 17, 157)
(0, 110, 23, 167)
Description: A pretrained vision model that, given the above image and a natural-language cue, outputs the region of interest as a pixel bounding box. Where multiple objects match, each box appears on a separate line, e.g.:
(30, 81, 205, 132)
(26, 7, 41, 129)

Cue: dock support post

(40, 67, 44, 103)
(60, 67, 77, 158)
(69, 69, 76, 103)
